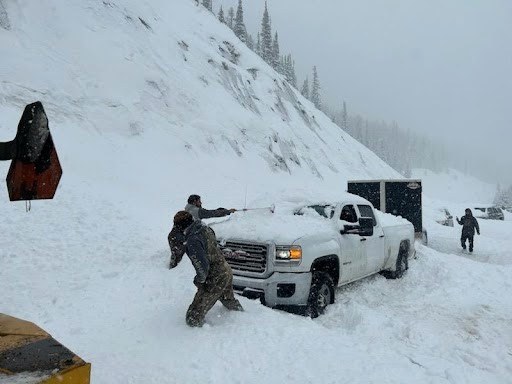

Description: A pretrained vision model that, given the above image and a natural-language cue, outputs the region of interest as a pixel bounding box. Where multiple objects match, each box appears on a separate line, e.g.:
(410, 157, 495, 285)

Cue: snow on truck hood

(208, 202, 336, 244)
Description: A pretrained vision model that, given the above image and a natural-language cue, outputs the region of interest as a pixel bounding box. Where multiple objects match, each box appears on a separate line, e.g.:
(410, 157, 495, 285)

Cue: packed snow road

(1, 191, 511, 384)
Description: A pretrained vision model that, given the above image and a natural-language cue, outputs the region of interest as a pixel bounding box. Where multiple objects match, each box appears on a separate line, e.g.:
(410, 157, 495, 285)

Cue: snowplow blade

(0, 313, 91, 383)
(6, 101, 62, 201)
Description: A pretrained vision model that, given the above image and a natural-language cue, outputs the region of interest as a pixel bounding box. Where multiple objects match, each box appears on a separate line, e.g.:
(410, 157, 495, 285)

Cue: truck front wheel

(306, 271, 334, 318)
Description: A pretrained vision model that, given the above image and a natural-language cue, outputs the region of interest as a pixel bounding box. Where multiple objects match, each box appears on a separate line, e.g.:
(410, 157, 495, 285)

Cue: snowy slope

(0, 0, 398, 208)
(413, 168, 495, 205)
(1, 1, 511, 384)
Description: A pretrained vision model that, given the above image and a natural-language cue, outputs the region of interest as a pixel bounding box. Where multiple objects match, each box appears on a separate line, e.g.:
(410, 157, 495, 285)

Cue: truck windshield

(295, 205, 334, 218)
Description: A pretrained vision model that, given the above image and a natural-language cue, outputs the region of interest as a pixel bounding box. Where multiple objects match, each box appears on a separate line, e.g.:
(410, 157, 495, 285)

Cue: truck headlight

(275, 245, 302, 261)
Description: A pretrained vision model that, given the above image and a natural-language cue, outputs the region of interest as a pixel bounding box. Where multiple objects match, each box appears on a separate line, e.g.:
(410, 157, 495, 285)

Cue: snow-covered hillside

(413, 168, 495, 205)
(1, 0, 398, 207)
(1, 1, 511, 383)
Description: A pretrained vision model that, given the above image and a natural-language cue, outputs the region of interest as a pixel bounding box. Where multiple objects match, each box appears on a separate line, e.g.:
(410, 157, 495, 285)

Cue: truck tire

(389, 245, 408, 279)
(306, 271, 334, 318)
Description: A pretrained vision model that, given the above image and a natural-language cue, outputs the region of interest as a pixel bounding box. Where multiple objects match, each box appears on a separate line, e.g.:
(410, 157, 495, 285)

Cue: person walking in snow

(185, 194, 236, 221)
(456, 208, 480, 252)
(168, 211, 243, 327)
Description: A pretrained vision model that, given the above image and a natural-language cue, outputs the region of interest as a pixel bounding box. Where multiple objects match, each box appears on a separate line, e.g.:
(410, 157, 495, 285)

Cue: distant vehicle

(473, 206, 504, 221)
(435, 208, 454, 227)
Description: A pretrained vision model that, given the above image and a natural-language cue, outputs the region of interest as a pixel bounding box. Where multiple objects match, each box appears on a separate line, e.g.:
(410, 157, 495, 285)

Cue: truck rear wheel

(306, 271, 334, 318)
(389, 245, 408, 279)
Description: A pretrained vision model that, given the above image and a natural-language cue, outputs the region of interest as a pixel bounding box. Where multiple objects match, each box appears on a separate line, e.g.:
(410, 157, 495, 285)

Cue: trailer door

(385, 181, 422, 232)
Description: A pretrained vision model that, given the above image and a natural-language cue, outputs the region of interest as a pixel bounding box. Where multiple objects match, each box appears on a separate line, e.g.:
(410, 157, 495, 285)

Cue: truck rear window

(357, 205, 377, 226)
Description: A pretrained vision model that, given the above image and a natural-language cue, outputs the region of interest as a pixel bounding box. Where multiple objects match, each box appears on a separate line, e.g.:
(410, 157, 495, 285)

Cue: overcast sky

(217, 0, 512, 185)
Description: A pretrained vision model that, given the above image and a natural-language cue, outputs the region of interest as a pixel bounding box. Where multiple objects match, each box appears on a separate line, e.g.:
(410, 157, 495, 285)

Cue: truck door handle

(360, 238, 366, 242)
(379, 235, 384, 238)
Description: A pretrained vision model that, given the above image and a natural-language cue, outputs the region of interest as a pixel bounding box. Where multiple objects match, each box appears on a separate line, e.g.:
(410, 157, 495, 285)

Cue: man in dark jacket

(185, 194, 236, 221)
(456, 208, 480, 252)
(169, 211, 243, 327)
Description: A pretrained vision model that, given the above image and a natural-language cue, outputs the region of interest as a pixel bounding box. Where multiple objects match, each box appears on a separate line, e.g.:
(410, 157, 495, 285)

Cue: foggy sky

(217, 0, 512, 185)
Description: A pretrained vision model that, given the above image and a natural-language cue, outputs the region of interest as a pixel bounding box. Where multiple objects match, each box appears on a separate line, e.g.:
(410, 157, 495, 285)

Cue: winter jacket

(457, 215, 480, 236)
(168, 226, 186, 269)
(183, 221, 225, 284)
(185, 203, 232, 221)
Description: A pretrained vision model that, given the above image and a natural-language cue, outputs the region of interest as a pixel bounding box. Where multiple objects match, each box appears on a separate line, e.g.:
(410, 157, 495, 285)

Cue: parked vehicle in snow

(435, 208, 454, 227)
(474, 206, 504, 221)
(211, 194, 415, 317)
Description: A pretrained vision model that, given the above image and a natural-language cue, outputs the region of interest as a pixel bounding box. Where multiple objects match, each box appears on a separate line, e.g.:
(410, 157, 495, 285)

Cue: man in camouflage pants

(169, 211, 243, 327)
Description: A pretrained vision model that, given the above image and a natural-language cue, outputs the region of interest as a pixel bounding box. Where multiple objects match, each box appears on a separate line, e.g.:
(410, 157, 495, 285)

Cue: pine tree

(289, 55, 297, 87)
(218, 5, 225, 24)
(227, 7, 235, 30)
(202, 0, 212, 12)
(272, 31, 280, 71)
(280, 56, 286, 75)
(260, 1, 273, 65)
(341, 101, 348, 132)
(494, 184, 507, 207)
(311, 66, 321, 109)
(246, 34, 254, 50)
(256, 33, 261, 56)
(233, 0, 247, 43)
(301, 77, 310, 99)
(281, 55, 297, 87)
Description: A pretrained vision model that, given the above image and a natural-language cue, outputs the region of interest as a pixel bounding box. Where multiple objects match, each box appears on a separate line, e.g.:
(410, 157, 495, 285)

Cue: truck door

(357, 204, 385, 274)
(337, 204, 367, 282)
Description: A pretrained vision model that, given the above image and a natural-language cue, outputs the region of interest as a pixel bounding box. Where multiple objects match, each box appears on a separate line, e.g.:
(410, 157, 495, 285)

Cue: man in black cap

(168, 211, 243, 327)
(185, 194, 236, 221)
(456, 208, 480, 252)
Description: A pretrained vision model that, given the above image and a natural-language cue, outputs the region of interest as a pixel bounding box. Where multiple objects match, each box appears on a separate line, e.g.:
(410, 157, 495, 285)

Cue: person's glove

(193, 275, 206, 288)
(477, 231, 480, 235)
(169, 255, 178, 269)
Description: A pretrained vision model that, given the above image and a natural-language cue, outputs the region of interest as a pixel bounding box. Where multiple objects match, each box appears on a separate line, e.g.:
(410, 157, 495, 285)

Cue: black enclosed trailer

(347, 179, 427, 244)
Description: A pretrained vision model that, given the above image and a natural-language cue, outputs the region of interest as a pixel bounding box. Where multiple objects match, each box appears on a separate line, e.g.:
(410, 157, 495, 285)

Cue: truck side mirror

(358, 217, 374, 237)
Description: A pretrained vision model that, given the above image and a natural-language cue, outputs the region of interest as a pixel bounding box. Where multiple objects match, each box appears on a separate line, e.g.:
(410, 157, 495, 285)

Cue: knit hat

(187, 194, 201, 204)
(174, 210, 194, 230)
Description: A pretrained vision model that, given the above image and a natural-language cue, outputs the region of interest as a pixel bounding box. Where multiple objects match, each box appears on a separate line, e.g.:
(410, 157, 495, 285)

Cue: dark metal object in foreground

(2, 101, 62, 201)
(0, 313, 91, 383)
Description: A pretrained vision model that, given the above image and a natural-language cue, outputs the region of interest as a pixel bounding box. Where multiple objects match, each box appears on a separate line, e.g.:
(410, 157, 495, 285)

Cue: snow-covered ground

(1, 1, 511, 383)
(1, 181, 511, 384)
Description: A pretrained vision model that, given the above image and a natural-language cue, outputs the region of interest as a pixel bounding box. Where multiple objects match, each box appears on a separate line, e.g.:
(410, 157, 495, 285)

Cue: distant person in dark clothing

(168, 211, 243, 327)
(185, 194, 236, 221)
(456, 208, 480, 252)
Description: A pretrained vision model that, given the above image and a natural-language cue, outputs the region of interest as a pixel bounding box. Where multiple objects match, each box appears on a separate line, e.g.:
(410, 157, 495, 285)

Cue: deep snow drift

(1, 1, 511, 383)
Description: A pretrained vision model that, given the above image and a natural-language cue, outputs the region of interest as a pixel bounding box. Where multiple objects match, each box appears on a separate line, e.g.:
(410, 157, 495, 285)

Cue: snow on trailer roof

(347, 179, 422, 183)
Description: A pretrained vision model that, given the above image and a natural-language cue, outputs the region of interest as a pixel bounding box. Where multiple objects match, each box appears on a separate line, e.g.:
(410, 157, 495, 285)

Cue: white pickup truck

(211, 194, 415, 317)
